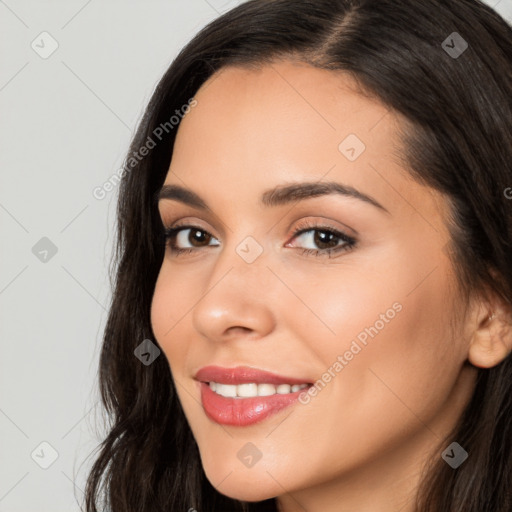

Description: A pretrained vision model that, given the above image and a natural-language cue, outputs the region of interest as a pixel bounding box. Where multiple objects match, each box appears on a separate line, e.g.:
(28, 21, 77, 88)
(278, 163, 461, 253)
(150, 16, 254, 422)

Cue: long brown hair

(83, 1, 512, 510)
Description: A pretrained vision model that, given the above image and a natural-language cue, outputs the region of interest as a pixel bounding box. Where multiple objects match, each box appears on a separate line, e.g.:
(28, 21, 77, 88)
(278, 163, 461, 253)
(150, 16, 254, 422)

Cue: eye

(161, 220, 357, 258)
(286, 220, 357, 258)
(162, 224, 220, 255)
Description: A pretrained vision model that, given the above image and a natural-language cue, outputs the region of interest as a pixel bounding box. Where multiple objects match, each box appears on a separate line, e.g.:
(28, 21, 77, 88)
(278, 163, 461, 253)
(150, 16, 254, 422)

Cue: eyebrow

(155, 181, 390, 214)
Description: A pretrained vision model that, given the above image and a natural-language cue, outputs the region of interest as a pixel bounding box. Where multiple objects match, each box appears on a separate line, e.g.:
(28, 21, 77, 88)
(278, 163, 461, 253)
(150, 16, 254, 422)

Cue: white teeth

(258, 383, 276, 396)
(208, 382, 308, 398)
(215, 383, 237, 397)
(237, 383, 258, 397)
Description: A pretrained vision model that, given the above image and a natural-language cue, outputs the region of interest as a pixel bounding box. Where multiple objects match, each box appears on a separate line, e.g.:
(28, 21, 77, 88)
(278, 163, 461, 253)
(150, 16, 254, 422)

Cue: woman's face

(151, 60, 478, 509)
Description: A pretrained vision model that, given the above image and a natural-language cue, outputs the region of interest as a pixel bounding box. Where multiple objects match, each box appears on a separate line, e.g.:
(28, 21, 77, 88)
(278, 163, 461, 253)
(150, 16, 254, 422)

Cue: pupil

(191, 229, 209, 246)
(314, 230, 337, 249)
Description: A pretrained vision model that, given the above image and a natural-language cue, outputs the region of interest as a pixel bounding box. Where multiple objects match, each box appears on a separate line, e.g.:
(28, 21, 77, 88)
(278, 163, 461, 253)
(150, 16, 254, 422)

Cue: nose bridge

(213, 216, 271, 281)
(191, 230, 277, 340)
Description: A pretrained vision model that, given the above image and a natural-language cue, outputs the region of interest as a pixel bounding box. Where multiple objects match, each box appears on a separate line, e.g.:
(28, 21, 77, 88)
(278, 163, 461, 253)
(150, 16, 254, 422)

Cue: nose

(191, 246, 277, 343)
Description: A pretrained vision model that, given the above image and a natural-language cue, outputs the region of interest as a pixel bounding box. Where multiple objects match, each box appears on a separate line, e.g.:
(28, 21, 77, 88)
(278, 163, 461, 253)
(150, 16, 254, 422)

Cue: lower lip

(199, 382, 309, 426)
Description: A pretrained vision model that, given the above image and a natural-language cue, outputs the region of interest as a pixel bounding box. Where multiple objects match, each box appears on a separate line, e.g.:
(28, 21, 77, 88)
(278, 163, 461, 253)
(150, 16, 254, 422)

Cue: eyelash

(161, 219, 357, 259)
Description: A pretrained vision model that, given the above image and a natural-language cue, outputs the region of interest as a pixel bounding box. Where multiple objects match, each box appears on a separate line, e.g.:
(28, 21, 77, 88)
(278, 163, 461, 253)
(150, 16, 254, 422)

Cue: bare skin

(150, 59, 512, 512)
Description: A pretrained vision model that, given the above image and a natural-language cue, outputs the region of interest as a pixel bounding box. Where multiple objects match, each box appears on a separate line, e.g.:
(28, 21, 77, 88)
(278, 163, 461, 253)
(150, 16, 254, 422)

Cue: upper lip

(195, 365, 312, 386)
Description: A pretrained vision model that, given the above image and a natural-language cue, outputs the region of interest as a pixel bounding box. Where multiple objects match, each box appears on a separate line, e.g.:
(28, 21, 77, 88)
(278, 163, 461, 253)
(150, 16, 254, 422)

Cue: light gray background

(1, 0, 511, 510)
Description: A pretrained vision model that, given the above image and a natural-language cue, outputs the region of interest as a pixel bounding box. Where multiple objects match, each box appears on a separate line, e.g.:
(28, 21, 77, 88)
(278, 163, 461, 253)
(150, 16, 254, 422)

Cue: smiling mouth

(194, 365, 314, 426)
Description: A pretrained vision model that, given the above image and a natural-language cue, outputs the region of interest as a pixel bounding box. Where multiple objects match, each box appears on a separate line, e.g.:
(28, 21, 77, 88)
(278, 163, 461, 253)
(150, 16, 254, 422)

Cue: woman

(84, 1, 512, 510)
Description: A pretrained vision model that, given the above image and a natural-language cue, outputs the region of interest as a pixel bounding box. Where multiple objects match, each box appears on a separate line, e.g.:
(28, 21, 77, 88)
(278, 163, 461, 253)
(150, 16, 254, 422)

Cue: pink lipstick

(195, 365, 312, 426)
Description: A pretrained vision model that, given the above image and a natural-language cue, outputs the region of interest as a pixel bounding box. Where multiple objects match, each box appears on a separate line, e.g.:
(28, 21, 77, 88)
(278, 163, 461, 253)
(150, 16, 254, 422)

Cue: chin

(202, 464, 282, 502)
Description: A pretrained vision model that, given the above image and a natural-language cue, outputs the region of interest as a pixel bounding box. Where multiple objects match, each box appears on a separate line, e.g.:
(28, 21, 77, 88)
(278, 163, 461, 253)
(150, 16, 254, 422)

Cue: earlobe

(468, 308, 512, 369)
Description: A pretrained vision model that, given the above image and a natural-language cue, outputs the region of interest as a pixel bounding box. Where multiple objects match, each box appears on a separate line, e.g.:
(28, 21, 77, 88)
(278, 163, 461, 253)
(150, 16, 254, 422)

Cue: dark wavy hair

(83, 0, 512, 510)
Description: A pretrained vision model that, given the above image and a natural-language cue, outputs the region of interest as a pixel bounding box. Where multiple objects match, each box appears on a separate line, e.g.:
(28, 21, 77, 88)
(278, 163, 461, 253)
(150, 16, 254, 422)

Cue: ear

(467, 287, 512, 369)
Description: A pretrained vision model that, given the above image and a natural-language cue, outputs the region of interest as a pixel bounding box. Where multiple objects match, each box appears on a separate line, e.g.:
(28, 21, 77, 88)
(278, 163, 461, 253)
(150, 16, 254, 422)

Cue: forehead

(170, 59, 404, 181)
(180, 60, 400, 153)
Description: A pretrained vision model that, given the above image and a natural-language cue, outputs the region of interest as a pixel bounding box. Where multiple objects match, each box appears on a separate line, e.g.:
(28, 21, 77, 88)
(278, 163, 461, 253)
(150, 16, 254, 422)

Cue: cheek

(338, 263, 461, 431)
(150, 266, 190, 364)
(272, 265, 461, 482)
(289, 250, 460, 420)
(276, 257, 404, 368)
